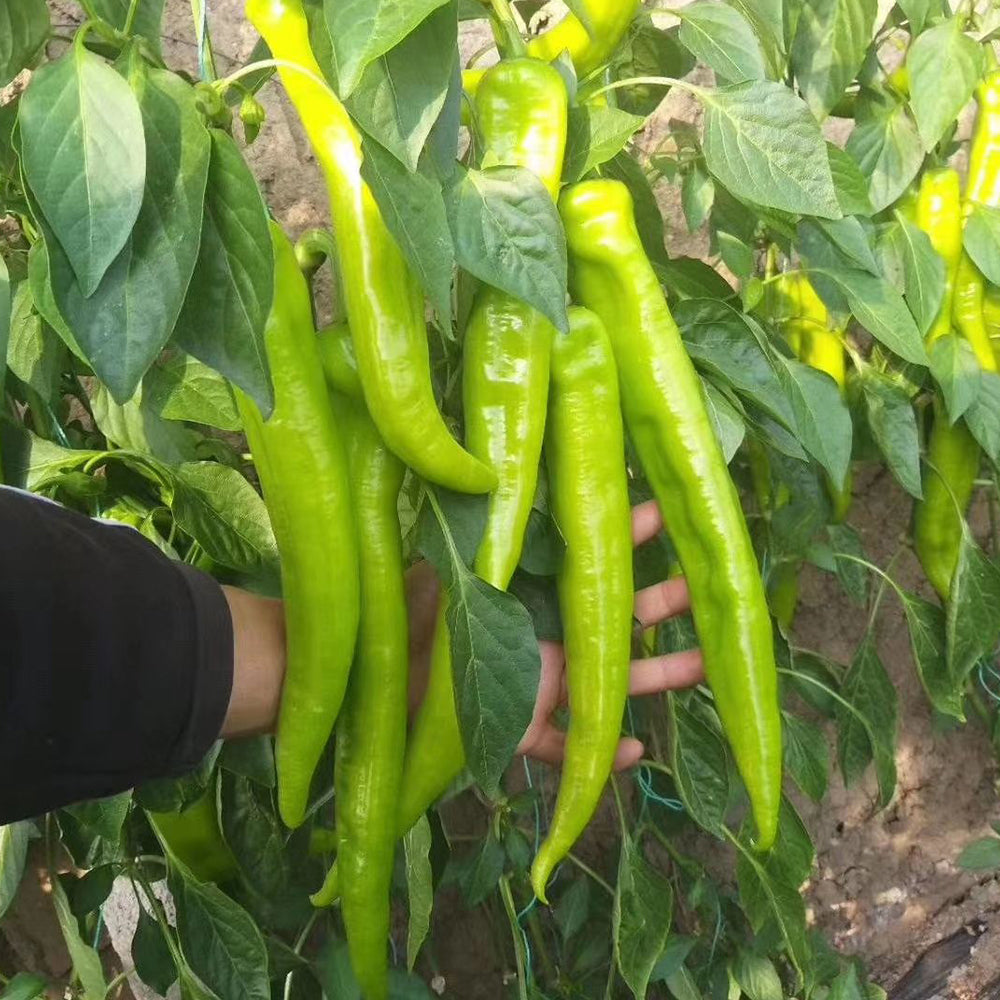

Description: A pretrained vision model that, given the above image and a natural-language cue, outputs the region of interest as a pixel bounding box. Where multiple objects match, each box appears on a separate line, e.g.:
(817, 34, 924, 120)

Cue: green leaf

(884, 216, 945, 337)
(171, 462, 279, 576)
(0, 821, 30, 921)
(51, 870, 107, 999)
(20, 47, 145, 297)
(827, 523, 869, 605)
(827, 143, 873, 216)
(655, 257, 733, 299)
(791, 0, 876, 117)
(0, 0, 48, 88)
(613, 837, 673, 1000)
(404, 817, 433, 970)
(173, 129, 274, 416)
(308, 0, 456, 171)
(963, 203, 1000, 285)
(929, 336, 981, 422)
(650, 937, 697, 985)
(829, 964, 866, 1000)
(446, 165, 568, 333)
(168, 857, 270, 1000)
(860, 369, 922, 497)
(945, 531, 1000, 690)
(807, 216, 879, 273)
(89, 0, 166, 56)
(782, 712, 829, 801)
(613, 21, 694, 116)
(90, 382, 197, 464)
(563, 105, 647, 182)
(144, 352, 241, 432)
(360, 137, 454, 327)
(64, 792, 131, 842)
(836, 633, 898, 806)
(554, 878, 590, 944)
(699, 80, 841, 218)
(667, 694, 730, 835)
(603, 151, 667, 264)
(6, 282, 65, 398)
(65, 865, 116, 919)
(733, 951, 783, 1000)
(703, 378, 746, 462)
(37, 67, 211, 403)
(810, 266, 927, 364)
(846, 105, 923, 213)
(907, 17, 983, 151)
(897, 0, 940, 33)
(718, 231, 754, 278)
(678, 1, 766, 83)
(323, 0, 451, 97)
(775, 354, 852, 488)
(681, 162, 715, 232)
(219, 737, 275, 788)
(455, 834, 504, 906)
(0, 973, 49, 1000)
(132, 904, 178, 995)
(0, 259, 8, 402)
(956, 836, 1000, 871)
(965, 371, 1000, 463)
(899, 589, 963, 719)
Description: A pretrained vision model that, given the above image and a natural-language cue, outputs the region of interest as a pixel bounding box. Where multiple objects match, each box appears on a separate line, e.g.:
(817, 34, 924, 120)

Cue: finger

(631, 500, 664, 546)
(521, 726, 566, 764)
(628, 649, 705, 696)
(613, 737, 645, 771)
(634, 576, 692, 627)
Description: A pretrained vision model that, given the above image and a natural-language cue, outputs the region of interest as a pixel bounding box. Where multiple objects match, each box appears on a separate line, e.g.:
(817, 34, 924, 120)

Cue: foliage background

(1, 0, 1000, 997)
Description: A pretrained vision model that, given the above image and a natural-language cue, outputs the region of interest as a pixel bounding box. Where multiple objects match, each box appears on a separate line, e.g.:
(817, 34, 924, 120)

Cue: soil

(3, 2, 1000, 998)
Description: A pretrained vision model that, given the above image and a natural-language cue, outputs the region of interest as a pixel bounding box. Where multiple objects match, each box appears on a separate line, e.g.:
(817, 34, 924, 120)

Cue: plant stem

(123, 0, 142, 36)
(566, 852, 615, 897)
(588, 75, 695, 101)
(498, 876, 529, 1000)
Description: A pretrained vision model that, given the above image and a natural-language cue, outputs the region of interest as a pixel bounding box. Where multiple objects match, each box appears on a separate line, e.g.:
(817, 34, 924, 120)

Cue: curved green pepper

(559, 179, 781, 851)
(236, 221, 360, 829)
(916, 167, 963, 349)
(528, 0, 641, 77)
(313, 398, 408, 1000)
(317, 321, 363, 400)
(530, 306, 633, 902)
(148, 791, 238, 884)
(247, 0, 496, 495)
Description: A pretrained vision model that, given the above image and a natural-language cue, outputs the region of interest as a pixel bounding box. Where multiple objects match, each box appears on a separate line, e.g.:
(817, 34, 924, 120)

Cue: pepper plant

(1, 0, 1000, 998)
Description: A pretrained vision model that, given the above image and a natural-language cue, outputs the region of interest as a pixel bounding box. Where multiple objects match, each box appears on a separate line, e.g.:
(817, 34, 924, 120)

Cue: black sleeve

(0, 486, 234, 824)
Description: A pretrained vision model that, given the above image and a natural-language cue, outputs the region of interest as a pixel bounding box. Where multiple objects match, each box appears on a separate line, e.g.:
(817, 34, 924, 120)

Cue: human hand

(404, 499, 704, 770)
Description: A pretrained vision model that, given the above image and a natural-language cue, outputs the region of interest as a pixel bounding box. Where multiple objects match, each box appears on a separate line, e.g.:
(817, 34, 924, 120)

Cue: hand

(404, 499, 704, 770)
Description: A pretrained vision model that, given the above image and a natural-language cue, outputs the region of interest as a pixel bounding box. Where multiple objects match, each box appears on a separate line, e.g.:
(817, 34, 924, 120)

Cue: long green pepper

(558, 179, 781, 853)
(236, 222, 360, 830)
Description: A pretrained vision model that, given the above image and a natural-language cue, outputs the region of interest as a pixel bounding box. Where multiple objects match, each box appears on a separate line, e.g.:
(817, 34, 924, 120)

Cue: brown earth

(3, 2, 1000, 998)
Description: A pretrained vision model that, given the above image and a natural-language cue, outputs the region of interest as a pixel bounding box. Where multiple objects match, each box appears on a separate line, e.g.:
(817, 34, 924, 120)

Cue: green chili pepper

(530, 306, 633, 902)
(147, 791, 237, 884)
(916, 168, 963, 349)
(317, 321, 363, 400)
(235, 221, 360, 829)
(247, 0, 496, 495)
(311, 397, 408, 1000)
(559, 179, 781, 852)
(527, 0, 641, 77)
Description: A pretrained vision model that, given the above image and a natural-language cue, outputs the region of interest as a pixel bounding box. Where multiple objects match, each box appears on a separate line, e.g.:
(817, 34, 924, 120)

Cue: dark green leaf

(667, 694, 729, 835)
(827, 523, 868, 605)
(804, 216, 879, 273)
(37, 68, 211, 403)
(899, 589, 963, 719)
(67, 864, 116, 918)
(946, 532, 1000, 690)
(650, 936, 697, 984)
(782, 712, 829, 801)
(846, 106, 923, 213)
(897, 0, 940, 33)
(678, 2, 767, 83)
(20, 47, 145, 296)
(404, 817, 433, 969)
(791, 0, 876, 117)
(169, 858, 270, 1000)
(144, 352, 241, 432)
(456, 835, 504, 906)
(51, 873, 107, 996)
(699, 80, 841, 218)
(718, 230, 754, 278)
(885, 216, 945, 337)
(836, 633, 897, 806)
(907, 17, 983, 150)
(0, 972, 49, 1000)
(171, 462, 279, 576)
(681, 162, 715, 232)
(554, 877, 590, 944)
(603, 151, 666, 263)
(6, 282, 65, 398)
(64, 792, 131, 842)
(219, 737, 275, 788)
(733, 951, 783, 1000)
(929, 335, 981, 422)
(90, 382, 198, 464)
(613, 837, 673, 1000)
(966, 372, 1000, 464)
(360, 137, 454, 327)
(132, 904, 178, 995)
(613, 22, 694, 116)
(655, 257, 733, 299)
(828, 963, 865, 1000)
(563, 105, 647, 182)
(446, 165, 568, 333)
(0, 821, 31, 921)
(860, 369, 922, 496)
(828, 144, 873, 216)
(323, 0, 451, 97)
(173, 130, 274, 416)
(90, 0, 166, 55)
(703, 378, 746, 461)
(956, 836, 1000, 871)
(963, 203, 1000, 285)
(0, 0, 48, 88)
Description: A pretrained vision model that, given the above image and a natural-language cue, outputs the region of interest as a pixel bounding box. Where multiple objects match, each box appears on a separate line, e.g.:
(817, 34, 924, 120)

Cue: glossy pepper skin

(147, 791, 237, 884)
(916, 168, 963, 349)
(236, 222, 360, 829)
(246, 0, 495, 495)
(465, 57, 567, 589)
(313, 398, 408, 1000)
(528, 0, 641, 77)
(530, 307, 633, 902)
(559, 179, 781, 851)
(316, 322, 363, 400)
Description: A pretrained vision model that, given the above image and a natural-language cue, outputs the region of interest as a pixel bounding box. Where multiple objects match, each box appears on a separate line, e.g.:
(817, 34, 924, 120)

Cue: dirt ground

(3, 2, 1000, 997)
